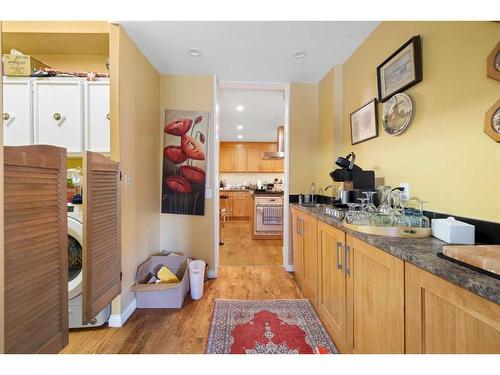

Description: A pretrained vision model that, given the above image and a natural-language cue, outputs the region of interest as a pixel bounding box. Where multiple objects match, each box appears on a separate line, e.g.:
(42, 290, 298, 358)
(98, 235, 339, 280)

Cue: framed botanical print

(350, 99, 378, 145)
(377, 35, 423, 102)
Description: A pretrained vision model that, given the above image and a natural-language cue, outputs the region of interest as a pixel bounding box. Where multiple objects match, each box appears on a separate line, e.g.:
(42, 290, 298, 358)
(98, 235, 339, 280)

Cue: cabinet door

(246, 193, 253, 218)
(405, 263, 500, 354)
(291, 208, 303, 284)
(2, 79, 32, 146)
(317, 222, 350, 353)
(219, 144, 247, 172)
(350, 236, 405, 353)
(34, 80, 83, 153)
(85, 81, 110, 153)
(232, 192, 247, 218)
(301, 213, 318, 306)
(246, 144, 263, 171)
(4, 145, 68, 353)
(260, 143, 283, 172)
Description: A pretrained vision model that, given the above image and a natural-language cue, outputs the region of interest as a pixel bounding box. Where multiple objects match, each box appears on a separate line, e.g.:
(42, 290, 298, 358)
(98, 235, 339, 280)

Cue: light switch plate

(399, 182, 410, 200)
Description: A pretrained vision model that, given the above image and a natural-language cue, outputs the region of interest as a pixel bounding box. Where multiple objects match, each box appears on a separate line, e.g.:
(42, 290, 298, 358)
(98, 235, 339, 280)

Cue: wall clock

(484, 99, 500, 142)
(487, 41, 500, 82)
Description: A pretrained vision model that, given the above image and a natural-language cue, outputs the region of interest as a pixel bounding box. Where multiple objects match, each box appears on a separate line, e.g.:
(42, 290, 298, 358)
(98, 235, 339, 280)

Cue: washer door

(68, 216, 83, 300)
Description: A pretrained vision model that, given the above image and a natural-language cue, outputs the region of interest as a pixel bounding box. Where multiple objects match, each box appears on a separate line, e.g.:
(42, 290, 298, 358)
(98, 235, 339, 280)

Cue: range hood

(263, 126, 284, 159)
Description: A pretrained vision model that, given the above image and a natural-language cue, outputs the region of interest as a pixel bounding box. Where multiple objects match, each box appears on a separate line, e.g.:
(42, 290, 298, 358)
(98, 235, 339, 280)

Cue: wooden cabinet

(246, 193, 254, 218)
(2, 78, 32, 146)
(33, 80, 84, 154)
(405, 263, 500, 354)
(220, 191, 251, 219)
(317, 222, 351, 353)
(301, 213, 318, 307)
(219, 144, 247, 172)
(349, 236, 405, 353)
(291, 207, 304, 285)
(220, 142, 283, 173)
(85, 80, 110, 153)
(291, 208, 318, 306)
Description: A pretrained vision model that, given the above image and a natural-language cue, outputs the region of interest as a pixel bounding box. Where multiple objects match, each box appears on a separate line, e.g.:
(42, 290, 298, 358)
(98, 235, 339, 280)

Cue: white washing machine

(67, 203, 111, 328)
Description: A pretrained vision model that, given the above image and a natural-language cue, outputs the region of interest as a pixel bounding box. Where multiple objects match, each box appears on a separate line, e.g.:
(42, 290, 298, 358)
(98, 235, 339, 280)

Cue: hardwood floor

(219, 220, 283, 266)
(62, 266, 301, 354)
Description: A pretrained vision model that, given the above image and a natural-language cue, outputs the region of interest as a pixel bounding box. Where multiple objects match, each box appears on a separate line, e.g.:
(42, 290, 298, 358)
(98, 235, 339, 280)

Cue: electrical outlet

(399, 183, 410, 200)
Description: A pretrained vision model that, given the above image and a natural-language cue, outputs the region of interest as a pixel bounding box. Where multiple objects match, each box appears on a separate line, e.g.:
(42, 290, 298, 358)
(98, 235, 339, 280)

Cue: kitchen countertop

(291, 203, 500, 305)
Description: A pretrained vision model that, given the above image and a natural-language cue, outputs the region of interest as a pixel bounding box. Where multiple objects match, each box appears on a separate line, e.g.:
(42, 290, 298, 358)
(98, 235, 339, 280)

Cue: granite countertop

(291, 203, 500, 305)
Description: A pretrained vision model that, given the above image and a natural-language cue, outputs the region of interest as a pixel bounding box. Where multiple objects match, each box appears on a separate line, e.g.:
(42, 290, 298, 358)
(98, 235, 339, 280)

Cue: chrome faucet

(325, 185, 336, 205)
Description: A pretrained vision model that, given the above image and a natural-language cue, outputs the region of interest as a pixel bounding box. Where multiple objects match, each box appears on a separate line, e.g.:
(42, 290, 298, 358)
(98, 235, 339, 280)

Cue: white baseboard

(207, 269, 217, 279)
(284, 264, 294, 272)
(108, 297, 136, 328)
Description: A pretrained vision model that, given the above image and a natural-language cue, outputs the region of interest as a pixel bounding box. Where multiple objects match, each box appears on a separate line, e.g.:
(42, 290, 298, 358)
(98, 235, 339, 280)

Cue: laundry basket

(188, 260, 206, 300)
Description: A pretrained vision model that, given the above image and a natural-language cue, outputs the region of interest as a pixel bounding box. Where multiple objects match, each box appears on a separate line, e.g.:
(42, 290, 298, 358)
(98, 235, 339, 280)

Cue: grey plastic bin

(131, 254, 190, 308)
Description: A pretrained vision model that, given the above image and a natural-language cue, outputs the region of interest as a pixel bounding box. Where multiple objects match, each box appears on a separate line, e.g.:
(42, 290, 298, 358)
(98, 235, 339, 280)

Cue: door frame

(212, 80, 291, 277)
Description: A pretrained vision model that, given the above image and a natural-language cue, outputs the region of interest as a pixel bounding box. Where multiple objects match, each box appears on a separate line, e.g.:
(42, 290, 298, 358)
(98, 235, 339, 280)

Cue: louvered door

(83, 151, 121, 324)
(4, 145, 68, 353)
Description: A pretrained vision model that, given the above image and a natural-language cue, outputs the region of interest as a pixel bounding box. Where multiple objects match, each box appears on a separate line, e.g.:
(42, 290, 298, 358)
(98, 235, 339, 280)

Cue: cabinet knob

(53, 113, 62, 121)
(106, 113, 110, 120)
(2, 113, 10, 121)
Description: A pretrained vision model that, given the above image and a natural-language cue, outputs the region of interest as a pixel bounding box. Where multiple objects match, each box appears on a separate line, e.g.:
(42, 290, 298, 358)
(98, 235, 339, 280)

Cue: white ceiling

(119, 21, 379, 83)
(219, 88, 284, 142)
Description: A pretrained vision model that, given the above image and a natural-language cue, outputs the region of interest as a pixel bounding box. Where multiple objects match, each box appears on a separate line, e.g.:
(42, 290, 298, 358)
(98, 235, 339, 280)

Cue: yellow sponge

(156, 266, 180, 283)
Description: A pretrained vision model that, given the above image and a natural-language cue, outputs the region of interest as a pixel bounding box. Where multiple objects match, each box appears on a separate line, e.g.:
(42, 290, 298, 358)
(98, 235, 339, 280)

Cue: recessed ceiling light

(237, 134, 243, 139)
(188, 48, 201, 57)
(236, 125, 244, 130)
(236, 105, 244, 112)
(293, 50, 307, 59)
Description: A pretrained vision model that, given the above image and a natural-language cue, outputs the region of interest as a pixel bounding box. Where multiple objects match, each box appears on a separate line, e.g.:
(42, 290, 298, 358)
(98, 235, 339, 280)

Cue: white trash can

(188, 260, 206, 300)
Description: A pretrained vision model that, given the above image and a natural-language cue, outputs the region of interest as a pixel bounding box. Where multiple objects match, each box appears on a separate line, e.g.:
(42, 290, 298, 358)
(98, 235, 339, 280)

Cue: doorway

(214, 82, 291, 272)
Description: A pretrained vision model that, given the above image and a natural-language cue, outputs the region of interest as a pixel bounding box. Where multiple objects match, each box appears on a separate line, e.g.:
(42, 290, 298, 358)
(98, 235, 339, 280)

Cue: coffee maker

(329, 152, 375, 203)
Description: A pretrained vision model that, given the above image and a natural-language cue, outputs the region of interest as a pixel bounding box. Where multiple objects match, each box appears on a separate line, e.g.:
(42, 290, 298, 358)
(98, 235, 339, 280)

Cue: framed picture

(350, 99, 378, 145)
(484, 99, 500, 142)
(377, 35, 423, 102)
(162, 110, 209, 216)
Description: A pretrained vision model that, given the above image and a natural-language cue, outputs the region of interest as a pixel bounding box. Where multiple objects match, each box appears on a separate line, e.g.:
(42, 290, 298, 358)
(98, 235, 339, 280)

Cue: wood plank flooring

(219, 220, 283, 266)
(62, 266, 301, 354)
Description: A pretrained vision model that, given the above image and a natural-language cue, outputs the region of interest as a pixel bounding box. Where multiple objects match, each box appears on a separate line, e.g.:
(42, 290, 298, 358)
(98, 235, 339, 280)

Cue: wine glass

(345, 203, 357, 224)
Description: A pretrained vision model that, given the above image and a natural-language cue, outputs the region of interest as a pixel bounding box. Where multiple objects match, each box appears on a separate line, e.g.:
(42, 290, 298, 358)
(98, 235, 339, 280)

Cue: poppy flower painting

(162, 110, 209, 215)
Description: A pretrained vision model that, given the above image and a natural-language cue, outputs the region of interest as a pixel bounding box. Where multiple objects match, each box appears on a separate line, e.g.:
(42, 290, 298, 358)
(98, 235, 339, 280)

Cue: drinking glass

(362, 191, 378, 213)
(345, 203, 357, 224)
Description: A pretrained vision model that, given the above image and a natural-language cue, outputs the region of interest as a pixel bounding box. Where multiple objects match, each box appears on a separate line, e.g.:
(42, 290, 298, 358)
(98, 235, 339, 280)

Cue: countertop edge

(290, 203, 500, 305)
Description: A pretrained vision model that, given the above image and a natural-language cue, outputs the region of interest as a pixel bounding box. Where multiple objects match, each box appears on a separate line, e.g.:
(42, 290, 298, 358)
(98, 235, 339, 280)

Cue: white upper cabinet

(33, 80, 84, 154)
(85, 80, 110, 153)
(2, 78, 32, 146)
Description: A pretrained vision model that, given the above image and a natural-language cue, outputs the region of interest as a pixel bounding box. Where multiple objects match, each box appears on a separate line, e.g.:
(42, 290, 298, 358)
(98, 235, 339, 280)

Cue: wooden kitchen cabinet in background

(219, 191, 251, 219)
(291, 207, 304, 286)
(405, 263, 500, 354)
(220, 142, 283, 173)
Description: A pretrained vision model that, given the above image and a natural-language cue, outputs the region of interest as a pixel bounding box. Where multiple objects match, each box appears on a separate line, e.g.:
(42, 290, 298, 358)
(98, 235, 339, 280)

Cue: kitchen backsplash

(220, 173, 284, 186)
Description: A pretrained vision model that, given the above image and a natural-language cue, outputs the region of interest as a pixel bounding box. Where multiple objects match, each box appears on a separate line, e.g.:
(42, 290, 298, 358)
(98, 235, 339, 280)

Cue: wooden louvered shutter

(4, 145, 68, 353)
(82, 151, 121, 324)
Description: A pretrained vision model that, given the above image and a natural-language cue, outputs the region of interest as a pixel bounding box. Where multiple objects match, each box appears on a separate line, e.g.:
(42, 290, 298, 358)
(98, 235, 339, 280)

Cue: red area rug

(206, 299, 337, 354)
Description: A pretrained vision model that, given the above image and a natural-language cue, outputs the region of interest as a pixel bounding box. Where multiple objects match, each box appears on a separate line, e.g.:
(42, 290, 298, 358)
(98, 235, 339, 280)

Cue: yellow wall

(110, 25, 161, 315)
(342, 21, 500, 222)
(317, 67, 337, 194)
(290, 82, 319, 194)
(159, 74, 215, 269)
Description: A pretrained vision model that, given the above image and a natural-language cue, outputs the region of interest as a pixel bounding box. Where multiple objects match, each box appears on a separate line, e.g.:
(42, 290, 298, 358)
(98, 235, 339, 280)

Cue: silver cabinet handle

(53, 113, 62, 121)
(343, 244, 351, 276)
(336, 242, 343, 270)
(300, 218, 304, 236)
(2, 113, 10, 121)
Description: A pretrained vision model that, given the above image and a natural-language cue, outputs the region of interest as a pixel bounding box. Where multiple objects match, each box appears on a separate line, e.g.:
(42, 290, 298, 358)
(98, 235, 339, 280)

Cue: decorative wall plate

(382, 93, 413, 136)
(487, 41, 500, 82)
(484, 99, 500, 142)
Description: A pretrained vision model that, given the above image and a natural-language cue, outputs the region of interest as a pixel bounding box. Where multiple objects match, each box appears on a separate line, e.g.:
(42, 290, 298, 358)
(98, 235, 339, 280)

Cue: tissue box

(431, 217, 475, 244)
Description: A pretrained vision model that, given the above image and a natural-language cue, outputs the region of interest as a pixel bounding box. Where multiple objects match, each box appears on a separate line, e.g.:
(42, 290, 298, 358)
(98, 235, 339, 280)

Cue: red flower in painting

(163, 146, 188, 164)
(165, 175, 191, 193)
(164, 118, 193, 136)
(180, 165, 205, 184)
(181, 134, 205, 160)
